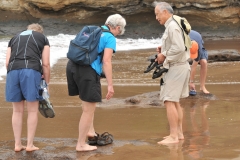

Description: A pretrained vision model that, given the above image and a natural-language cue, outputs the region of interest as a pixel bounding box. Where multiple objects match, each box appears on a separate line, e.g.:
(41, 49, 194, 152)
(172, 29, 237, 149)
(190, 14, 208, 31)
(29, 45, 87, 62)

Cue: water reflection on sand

(1, 78, 240, 159)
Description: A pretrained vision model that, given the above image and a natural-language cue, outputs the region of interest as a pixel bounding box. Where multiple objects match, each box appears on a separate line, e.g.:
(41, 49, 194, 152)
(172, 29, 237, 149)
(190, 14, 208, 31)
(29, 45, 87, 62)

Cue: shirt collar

(164, 16, 173, 28)
(101, 25, 110, 30)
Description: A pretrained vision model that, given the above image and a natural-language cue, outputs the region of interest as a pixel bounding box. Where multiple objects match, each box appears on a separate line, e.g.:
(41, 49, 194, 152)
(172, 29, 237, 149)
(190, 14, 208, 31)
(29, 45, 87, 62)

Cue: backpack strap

(172, 16, 186, 51)
(101, 25, 114, 36)
(99, 26, 114, 62)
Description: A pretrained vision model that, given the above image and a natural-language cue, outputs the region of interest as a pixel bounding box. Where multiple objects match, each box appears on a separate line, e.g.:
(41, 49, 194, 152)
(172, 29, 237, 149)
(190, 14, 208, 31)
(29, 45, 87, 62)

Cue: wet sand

(1, 39, 240, 159)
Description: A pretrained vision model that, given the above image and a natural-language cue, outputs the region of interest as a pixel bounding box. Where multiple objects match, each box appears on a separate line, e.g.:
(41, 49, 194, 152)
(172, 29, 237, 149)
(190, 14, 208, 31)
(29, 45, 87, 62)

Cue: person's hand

(156, 46, 161, 53)
(189, 82, 196, 91)
(156, 53, 165, 64)
(106, 85, 114, 100)
(47, 85, 50, 95)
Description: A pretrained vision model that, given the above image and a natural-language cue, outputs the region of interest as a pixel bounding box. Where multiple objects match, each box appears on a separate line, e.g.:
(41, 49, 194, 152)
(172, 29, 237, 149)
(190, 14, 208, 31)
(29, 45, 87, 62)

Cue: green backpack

(172, 15, 191, 51)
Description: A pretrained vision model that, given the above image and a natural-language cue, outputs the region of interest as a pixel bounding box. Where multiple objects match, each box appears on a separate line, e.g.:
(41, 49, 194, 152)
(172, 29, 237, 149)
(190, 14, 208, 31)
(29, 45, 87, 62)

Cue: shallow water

(1, 87, 240, 160)
(0, 40, 240, 159)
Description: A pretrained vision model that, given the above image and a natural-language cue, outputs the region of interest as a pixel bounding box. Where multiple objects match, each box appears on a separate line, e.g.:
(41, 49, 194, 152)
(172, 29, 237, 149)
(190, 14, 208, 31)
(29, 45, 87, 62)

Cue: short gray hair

(27, 23, 44, 33)
(152, 1, 174, 14)
(105, 14, 126, 35)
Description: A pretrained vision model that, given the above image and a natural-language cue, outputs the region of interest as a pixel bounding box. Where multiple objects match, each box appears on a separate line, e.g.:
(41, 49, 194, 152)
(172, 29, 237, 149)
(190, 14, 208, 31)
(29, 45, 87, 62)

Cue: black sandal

(152, 65, 168, 79)
(97, 132, 114, 146)
(88, 133, 99, 145)
(39, 99, 55, 118)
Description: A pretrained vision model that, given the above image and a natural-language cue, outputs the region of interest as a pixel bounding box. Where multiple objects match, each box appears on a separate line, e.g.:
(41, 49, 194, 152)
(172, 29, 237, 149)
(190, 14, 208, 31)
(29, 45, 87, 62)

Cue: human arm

(157, 46, 161, 53)
(42, 45, 50, 86)
(156, 53, 166, 64)
(102, 48, 114, 100)
(156, 46, 165, 63)
(189, 60, 198, 90)
(5, 47, 11, 69)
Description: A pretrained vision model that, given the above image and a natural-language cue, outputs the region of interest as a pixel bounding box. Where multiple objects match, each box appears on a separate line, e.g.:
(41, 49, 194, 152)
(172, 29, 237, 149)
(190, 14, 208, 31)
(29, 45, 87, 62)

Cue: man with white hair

(153, 2, 190, 144)
(66, 14, 126, 151)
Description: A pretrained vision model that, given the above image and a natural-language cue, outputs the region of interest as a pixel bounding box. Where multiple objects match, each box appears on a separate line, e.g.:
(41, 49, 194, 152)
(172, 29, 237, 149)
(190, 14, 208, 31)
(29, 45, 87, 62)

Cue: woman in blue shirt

(66, 14, 126, 151)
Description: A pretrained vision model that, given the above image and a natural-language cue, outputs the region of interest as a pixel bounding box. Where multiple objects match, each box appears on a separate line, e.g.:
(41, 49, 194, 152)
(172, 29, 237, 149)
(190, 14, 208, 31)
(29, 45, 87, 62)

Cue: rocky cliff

(0, 0, 240, 39)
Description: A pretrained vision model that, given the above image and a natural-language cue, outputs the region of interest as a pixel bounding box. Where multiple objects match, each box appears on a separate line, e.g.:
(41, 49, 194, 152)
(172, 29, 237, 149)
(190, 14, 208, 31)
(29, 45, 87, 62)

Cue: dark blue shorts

(194, 48, 208, 62)
(5, 69, 41, 102)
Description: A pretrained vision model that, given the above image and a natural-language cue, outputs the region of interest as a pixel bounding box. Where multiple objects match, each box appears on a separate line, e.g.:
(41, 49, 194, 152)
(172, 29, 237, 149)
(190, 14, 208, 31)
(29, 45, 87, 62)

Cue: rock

(98, 91, 217, 108)
(0, 0, 239, 39)
(1, 0, 239, 24)
(125, 97, 141, 104)
(147, 49, 240, 63)
(208, 49, 240, 61)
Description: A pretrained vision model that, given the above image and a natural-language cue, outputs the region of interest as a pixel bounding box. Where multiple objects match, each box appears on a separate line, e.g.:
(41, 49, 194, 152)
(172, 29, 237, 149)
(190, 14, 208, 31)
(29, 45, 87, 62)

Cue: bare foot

(15, 145, 26, 152)
(163, 135, 170, 139)
(76, 144, 97, 152)
(163, 134, 184, 140)
(178, 133, 184, 140)
(87, 132, 97, 138)
(200, 88, 210, 94)
(158, 136, 179, 144)
(26, 145, 39, 152)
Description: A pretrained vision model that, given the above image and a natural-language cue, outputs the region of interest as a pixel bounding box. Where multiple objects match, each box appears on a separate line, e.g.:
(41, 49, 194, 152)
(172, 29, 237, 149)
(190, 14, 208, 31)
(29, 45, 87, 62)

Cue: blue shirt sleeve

(98, 32, 116, 53)
(91, 32, 116, 75)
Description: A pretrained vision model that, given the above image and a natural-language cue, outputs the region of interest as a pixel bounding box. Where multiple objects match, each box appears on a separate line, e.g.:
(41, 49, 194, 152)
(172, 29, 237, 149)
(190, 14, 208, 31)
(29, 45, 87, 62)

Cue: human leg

(87, 116, 99, 146)
(160, 64, 189, 143)
(199, 59, 209, 94)
(158, 101, 179, 144)
(76, 101, 97, 151)
(26, 101, 39, 151)
(12, 101, 26, 151)
(163, 102, 184, 140)
(87, 116, 97, 137)
(16, 69, 41, 151)
(175, 102, 184, 139)
(68, 64, 100, 150)
(189, 60, 198, 91)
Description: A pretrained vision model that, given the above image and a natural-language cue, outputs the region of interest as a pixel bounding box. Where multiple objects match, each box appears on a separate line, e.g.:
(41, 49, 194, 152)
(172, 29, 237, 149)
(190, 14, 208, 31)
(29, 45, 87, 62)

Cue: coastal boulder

(0, 0, 239, 38)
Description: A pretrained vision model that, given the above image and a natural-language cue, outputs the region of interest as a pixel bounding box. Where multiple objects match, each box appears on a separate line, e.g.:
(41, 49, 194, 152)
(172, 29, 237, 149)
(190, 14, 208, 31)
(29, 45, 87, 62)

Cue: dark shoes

(97, 132, 114, 146)
(39, 99, 55, 118)
(88, 132, 114, 146)
(88, 133, 100, 145)
(152, 66, 168, 79)
(189, 90, 197, 96)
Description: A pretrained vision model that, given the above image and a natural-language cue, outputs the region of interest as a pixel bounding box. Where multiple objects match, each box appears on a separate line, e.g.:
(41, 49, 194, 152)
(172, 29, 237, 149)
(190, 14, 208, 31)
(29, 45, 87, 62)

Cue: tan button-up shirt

(161, 16, 190, 69)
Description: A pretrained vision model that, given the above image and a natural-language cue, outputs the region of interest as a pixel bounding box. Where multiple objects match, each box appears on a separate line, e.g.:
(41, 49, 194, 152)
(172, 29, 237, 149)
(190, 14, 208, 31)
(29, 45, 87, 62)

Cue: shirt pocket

(161, 33, 168, 49)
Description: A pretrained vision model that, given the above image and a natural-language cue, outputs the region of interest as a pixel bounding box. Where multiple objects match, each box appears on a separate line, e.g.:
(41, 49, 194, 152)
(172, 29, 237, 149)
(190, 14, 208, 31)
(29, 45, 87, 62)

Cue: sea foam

(0, 34, 162, 80)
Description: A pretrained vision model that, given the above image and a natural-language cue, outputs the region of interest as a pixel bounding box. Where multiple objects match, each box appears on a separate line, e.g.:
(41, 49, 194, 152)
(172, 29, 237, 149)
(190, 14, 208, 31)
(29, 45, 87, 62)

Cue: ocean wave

(0, 34, 162, 80)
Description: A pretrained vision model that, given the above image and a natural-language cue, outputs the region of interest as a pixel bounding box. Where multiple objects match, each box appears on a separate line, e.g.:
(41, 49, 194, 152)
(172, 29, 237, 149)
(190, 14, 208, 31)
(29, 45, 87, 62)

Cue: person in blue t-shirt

(189, 30, 210, 94)
(66, 14, 126, 151)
